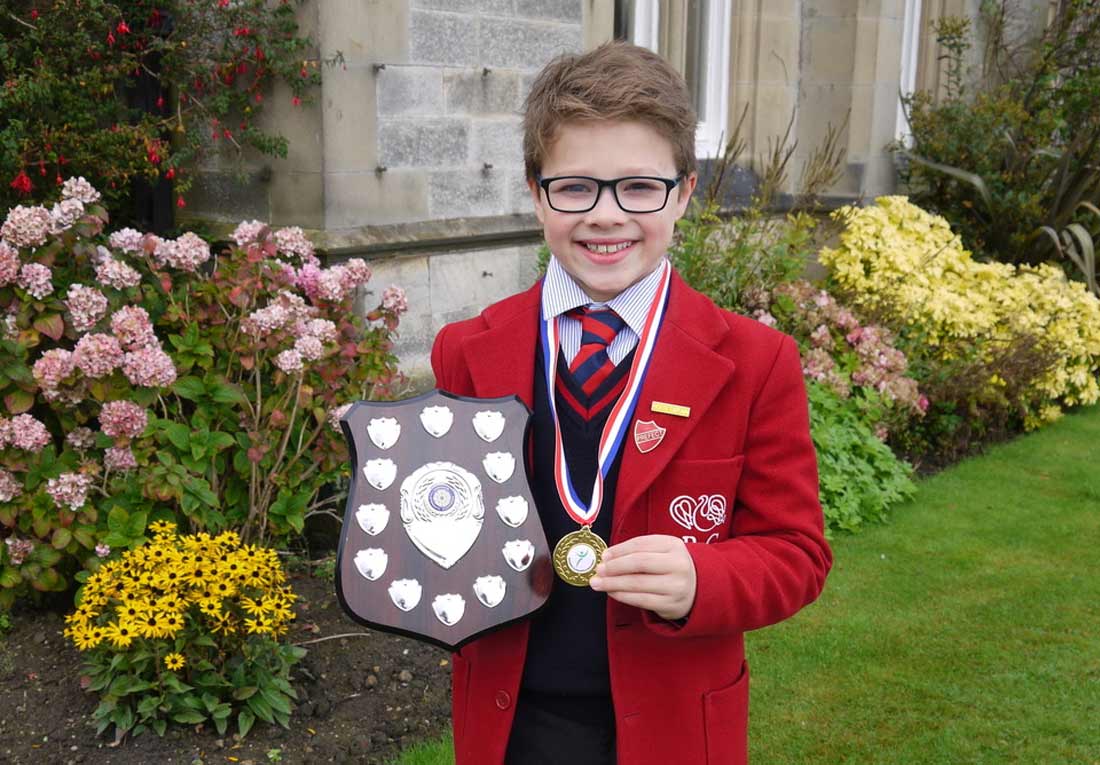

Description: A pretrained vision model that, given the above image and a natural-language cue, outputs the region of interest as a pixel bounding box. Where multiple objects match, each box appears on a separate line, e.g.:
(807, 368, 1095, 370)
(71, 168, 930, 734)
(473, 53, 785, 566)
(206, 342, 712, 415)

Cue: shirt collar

(541, 255, 665, 338)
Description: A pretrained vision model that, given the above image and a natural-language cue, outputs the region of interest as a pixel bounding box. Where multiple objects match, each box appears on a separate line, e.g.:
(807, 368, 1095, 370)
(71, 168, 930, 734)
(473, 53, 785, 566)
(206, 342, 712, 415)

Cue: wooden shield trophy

(335, 390, 552, 650)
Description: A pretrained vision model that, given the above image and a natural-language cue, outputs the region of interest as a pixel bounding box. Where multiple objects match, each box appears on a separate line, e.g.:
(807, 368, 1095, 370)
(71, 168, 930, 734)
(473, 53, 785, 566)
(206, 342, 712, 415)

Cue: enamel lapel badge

(633, 419, 666, 453)
(336, 390, 552, 650)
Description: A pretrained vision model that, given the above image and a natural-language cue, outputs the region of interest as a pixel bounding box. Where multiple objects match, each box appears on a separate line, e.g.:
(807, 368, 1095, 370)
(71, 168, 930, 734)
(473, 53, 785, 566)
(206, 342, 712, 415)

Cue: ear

(528, 178, 546, 225)
(673, 172, 698, 218)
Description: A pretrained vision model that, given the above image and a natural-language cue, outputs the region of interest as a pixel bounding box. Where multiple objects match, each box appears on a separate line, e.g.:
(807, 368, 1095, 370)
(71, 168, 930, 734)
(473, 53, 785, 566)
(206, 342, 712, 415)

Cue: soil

(0, 569, 454, 765)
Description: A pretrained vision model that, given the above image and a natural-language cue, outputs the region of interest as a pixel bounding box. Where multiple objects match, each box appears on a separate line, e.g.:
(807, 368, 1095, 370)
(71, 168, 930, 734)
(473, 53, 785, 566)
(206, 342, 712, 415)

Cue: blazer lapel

(612, 275, 735, 540)
(460, 281, 542, 409)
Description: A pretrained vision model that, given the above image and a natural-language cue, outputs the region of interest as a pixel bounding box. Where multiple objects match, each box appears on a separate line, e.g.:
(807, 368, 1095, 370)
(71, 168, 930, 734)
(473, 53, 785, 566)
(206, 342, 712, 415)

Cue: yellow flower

(138, 612, 169, 640)
(149, 520, 177, 536)
(244, 615, 273, 636)
(159, 610, 185, 636)
(164, 653, 186, 671)
(103, 621, 137, 649)
(66, 625, 101, 651)
(240, 595, 266, 617)
(209, 611, 237, 636)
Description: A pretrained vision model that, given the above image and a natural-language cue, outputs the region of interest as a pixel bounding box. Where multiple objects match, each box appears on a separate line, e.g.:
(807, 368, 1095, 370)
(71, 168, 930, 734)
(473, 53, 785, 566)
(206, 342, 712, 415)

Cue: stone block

(355, 254, 434, 374)
(429, 247, 526, 326)
(755, 16, 800, 85)
(515, 0, 582, 23)
(412, 0, 481, 11)
(479, 0, 517, 16)
(507, 173, 536, 216)
(445, 69, 522, 115)
(428, 169, 508, 219)
(378, 119, 470, 168)
(377, 66, 445, 117)
(472, 118, 523, 167)
(256, 80, 323, 175)
(322, 0, 408, 65)
(322, 65, 378, 173)
(269, 171, 325, 228)
(478, 17, 583, 70)
(409, 10, 479, 66)
(802, 16, 857, 83)
(187, 171, 271, 223)
(325, 170, 430, 228)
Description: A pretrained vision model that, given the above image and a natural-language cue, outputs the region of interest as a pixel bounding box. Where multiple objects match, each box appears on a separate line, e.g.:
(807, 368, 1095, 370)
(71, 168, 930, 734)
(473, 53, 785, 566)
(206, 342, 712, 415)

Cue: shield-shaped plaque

(336, 390, 552, 650)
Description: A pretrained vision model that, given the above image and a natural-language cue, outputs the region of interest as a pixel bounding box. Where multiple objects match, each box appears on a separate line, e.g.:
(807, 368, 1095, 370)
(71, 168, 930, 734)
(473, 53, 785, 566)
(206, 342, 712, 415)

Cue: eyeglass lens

(545, 177, 672, 213)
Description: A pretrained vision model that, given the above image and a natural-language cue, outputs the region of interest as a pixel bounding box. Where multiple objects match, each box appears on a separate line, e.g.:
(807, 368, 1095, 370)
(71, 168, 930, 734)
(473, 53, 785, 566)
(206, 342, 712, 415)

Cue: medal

(552, 526, 607, 586)
(540, 260, 672, 583)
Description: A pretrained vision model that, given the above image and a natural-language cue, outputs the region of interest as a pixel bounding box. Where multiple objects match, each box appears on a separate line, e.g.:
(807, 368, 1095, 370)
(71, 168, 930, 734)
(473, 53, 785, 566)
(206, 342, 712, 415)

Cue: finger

(596, 551, 678, 578)
(589, 573, 680, 596)
(602, 534, 679, 561)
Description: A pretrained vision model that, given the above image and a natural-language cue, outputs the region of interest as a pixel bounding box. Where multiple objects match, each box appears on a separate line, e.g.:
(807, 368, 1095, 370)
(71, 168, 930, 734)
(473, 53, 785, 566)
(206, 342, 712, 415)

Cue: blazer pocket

(704, 661, 750, 764)
(647, 456, 745, 543)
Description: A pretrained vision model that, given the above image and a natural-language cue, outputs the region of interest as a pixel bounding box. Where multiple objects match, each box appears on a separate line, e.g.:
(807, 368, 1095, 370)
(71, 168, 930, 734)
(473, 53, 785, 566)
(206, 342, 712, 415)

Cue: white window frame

(896, 0, 924, 146)
(631, 0, 661, 53)
(695, 0, 732, 159)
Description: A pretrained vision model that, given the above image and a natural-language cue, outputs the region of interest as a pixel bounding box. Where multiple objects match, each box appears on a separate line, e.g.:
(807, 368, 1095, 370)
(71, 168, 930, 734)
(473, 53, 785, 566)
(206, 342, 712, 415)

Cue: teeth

(584, 242, 632, 254)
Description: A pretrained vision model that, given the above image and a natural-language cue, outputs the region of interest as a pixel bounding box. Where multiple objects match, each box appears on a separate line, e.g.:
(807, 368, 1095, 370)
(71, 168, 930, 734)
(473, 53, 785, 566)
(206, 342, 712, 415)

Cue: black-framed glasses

(537, 174, 683, 213)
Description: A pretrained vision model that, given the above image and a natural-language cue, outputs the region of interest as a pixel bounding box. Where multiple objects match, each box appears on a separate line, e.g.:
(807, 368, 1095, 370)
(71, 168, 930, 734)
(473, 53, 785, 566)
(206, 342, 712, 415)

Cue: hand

(589, 535, 697, 621)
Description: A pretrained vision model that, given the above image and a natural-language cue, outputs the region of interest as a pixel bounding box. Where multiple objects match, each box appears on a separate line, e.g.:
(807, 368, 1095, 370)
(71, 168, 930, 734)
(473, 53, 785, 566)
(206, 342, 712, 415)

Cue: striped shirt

(541, 256, 666, 366)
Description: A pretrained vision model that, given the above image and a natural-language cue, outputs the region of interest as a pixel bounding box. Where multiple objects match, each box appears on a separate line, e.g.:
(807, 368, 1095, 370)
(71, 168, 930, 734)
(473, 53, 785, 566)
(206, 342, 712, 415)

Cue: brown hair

(522, 41, 698, 181)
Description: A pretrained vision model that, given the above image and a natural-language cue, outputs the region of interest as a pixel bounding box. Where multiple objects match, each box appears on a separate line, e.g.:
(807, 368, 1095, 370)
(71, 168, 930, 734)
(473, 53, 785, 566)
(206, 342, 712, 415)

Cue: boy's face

(529, 120, 697, 302)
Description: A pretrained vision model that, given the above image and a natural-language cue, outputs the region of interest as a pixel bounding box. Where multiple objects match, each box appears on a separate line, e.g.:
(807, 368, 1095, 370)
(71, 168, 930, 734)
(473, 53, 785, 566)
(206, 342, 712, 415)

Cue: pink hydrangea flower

(110, 306, 158, 351)
(233, 219, 268, 247)
(751, 309, 777, 328)
(100, 400, 148, 438)
(0, 468, 22, 502)
(66, 427, 96, 451)
(294, 317, 337, 344)
(104, 446, 137, 471)
(45, 472, 93, 510)
(4, 538, 34, 565)
(108, 228, 145, 254)
(95, 543, 111, 558)
(167, 232, 210, 272)
(18, 262, 53, 299)
(315, 268, 349, 302)
(61, 176, 102, 205)
(1, 205, 52, 248)
(32, 348, 75, 392)
(49, 198, 85, 234)
(274, 348, 303, 373)
(341, 258, 372, 290)
(810, 324, 833, 350)
(294, 335, 325, 361)
(122, 345, 177, 387)
(0, 242, 20, 286)
(0, 470, 21, 502)
(296, 262, 322, 298)
(273, 226, 314, 260)
(95, 255, 142, 290)
(65, 284, 109, 332)
(382, 285, 408, 315)
(7, 414, 51, 451)
(73, 333, 124, 378)
(243, 304, 291, 337)
(151, 237, 176, 267)
(327, 403, 353, 432)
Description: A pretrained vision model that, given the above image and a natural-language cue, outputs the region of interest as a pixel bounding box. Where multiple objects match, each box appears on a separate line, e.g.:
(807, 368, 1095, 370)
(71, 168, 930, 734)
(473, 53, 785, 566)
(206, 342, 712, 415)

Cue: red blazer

(431, 271, 831, 765)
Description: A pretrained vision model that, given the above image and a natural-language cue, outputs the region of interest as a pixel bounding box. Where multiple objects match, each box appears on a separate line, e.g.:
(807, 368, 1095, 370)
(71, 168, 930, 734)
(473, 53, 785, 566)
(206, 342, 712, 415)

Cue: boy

(431, 42, 831, 765)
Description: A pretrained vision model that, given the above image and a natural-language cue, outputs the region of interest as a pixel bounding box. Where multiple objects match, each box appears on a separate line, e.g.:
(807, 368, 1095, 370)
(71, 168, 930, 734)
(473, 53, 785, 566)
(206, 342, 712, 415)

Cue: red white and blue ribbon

(539, 260, 671, 527)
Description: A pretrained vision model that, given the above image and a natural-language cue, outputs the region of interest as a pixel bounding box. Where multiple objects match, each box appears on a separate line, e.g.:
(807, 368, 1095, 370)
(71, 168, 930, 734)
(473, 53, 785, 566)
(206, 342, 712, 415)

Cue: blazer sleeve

(643, 334, 832, 638)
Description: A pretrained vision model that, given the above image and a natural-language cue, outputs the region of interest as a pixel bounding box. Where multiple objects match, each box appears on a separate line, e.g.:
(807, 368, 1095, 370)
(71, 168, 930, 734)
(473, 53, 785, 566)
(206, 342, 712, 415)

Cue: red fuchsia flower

(32, 348, 75, 393)
(65, 427, 96, 451)
(0, 469, 22, 503)
(121, 345, 176, 387)
(30, 9, 38, 20)
(18, 263, 53, 299)
(7, 414, 51, 451)
(292, 96, 301, 106)
(111, 306, 157, 350)
(60, 176, 101, 204)
(0, 242, 19, 286)
(275, 348, 304, 373)
(107, 31, 115, 46)
(104, 446, 137, 471)
(2, 205, 51, 247)
(382, 285, 408, 315)
(116, 21, 130, 34)
(177, 196, 185, 208)
(165, 168, 175, 180)
(95, 255, 141, 290)
(46, 472, 93, 510)
(99, 400, 148, 438)
(65, 284, 109, 332)
(156, 96, 165, 109)
(4, 538, 34, 565)
(9, 170, 32, 195)
(73, 333, 124, 378)
(108, 228, 144, 254)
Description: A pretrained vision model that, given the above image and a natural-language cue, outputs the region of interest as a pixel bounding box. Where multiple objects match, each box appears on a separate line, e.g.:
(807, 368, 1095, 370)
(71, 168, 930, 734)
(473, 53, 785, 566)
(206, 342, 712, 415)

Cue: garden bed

(0, 570, 452, 765)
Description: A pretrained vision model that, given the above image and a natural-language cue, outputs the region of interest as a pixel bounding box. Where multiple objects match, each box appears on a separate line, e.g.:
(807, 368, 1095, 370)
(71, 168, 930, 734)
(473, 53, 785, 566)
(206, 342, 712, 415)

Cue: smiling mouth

(582, 241, 634, 254)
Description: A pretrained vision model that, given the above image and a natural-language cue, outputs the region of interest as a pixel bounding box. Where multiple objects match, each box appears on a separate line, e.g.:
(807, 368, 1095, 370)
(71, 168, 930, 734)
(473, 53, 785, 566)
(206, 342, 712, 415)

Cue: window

(614, 0, 731, 159)
(896, 0, 923, 146)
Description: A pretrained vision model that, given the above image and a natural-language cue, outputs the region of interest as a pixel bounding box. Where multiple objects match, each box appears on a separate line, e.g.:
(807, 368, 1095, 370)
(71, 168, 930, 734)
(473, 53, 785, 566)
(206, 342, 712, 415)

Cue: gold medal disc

(552, 526, 607, 587)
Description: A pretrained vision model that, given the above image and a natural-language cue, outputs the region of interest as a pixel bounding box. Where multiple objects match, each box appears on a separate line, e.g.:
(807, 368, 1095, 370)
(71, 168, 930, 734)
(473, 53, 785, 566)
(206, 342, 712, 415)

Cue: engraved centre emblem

(400, 462, 484, 569)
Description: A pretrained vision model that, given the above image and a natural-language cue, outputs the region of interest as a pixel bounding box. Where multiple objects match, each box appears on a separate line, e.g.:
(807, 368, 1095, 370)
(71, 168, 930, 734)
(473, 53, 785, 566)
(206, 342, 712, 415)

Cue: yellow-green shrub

(819, 196, 1100, 428)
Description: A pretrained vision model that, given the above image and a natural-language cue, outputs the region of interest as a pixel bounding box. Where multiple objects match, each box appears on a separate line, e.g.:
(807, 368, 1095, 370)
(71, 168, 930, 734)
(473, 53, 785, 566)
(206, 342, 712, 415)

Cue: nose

(583, 184, 628, 227)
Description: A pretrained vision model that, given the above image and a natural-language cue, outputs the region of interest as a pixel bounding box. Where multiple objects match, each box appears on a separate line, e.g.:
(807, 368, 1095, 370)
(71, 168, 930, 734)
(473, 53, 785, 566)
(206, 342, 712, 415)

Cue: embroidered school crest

(336, 390, 552, 650)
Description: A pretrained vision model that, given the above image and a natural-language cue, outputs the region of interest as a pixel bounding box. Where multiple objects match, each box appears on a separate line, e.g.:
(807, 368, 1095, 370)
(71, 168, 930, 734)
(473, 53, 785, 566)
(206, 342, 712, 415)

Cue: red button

(494, 690, 511, 710)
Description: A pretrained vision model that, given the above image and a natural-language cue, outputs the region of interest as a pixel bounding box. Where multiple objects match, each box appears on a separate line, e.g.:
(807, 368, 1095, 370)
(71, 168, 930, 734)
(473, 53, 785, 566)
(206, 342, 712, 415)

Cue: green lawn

(393, 405, 1100, 765)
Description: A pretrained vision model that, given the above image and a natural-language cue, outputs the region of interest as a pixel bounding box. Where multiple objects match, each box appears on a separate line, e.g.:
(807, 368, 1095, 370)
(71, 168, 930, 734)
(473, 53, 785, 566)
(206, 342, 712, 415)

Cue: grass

(390, 405, 1100, 764)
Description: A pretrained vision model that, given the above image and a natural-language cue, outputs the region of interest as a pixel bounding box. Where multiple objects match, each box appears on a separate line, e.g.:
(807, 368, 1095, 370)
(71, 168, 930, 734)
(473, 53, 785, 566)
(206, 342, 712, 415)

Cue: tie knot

(572, 307, 624, 349)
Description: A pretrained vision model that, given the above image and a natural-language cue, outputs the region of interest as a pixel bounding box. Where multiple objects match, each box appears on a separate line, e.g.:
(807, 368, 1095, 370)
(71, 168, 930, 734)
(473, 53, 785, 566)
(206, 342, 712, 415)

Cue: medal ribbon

(540, 260, 672, 527)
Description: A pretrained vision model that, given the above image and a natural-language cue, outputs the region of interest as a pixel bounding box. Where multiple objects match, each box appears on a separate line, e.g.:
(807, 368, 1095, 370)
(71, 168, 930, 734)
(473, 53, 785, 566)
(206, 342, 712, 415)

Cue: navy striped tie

(567, 307, 625, 396)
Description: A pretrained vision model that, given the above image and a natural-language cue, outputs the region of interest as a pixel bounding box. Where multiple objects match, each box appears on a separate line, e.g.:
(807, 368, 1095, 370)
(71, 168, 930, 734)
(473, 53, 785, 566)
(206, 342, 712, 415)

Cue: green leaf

(214, 713, 228, 736)
(172, 376, 206, 401)
(211, 384, 247, 405)
(126, 511, 148, 539)
(172, 709, 207, 725)
(232, 685, 258, 700)
(152, 718, 167, 737)
(51, 527, 72, 550)
(111, 704, 135, 732)
(162, 423, 192, 452)
(0, 567, 20, 589)
(246, 693, 275, 723)
(3, 389, 34, 414)
(107, 506, 129, 535)
(259, 686, 291, 716)
(33, 313, 65, 341)
(238, 708, 256, 738)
